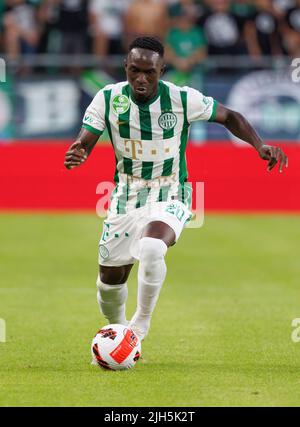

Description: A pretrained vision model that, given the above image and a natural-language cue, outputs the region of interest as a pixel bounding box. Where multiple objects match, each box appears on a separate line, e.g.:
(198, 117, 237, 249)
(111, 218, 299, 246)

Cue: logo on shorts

(112, 95, 130, 114)
(158, 112, 177, 130)
(99, 244, 109, 259)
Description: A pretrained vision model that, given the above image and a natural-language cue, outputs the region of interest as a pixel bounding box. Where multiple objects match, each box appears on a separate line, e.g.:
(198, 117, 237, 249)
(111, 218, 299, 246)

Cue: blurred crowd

(0, 0, 300, 72)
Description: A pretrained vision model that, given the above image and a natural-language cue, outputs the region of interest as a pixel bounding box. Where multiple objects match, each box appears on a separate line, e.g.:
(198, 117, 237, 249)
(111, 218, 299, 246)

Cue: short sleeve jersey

(82, 80, 217, 213)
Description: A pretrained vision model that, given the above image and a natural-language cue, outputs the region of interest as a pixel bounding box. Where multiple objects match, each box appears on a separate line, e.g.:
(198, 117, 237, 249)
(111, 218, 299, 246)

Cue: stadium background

(0, 0, 299, 211)
(1, 0, 300, 407)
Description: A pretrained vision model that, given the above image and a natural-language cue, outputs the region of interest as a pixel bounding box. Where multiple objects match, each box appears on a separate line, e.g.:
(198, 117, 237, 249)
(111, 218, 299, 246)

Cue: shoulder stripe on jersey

(179, 91, 189, 185)
(119, 85, 131, 138)
(159, 82, 174, 140)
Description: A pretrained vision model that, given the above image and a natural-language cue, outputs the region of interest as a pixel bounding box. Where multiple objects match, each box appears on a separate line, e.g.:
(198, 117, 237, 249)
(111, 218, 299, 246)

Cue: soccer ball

(91, 324, 142, 371)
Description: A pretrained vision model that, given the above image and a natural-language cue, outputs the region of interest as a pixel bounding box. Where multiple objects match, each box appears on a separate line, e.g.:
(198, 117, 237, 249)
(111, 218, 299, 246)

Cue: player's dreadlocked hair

(128, 37, 164, 58)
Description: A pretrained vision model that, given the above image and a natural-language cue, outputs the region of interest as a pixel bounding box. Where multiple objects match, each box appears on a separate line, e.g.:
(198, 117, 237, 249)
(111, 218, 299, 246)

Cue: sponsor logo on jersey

(112, 94, 130, 114)
(158, 112, 177, 130)
(202, 96, 212, 114)
(203, 96, 210, 106)
(84, 114, 94, 124)
(117, 120, 129, 125)
(124, 139, 142, 159)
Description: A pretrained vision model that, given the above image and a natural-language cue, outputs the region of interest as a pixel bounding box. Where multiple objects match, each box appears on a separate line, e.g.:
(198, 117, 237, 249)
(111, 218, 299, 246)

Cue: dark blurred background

(1, 0, 300, 142)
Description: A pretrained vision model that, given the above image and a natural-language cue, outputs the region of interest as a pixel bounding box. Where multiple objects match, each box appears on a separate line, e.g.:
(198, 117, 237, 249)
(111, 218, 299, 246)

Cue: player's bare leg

(129, 221, 175, 340)
(96, 264, 133, 325)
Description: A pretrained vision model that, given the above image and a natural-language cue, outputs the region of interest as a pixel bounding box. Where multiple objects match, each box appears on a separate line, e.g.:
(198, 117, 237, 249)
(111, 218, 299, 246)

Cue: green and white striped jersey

(82, 80, 217, 214)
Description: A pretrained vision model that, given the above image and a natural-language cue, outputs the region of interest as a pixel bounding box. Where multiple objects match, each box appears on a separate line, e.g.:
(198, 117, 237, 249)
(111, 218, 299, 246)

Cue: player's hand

(258, 144, 288, 173)
(64, 141, 88, 170)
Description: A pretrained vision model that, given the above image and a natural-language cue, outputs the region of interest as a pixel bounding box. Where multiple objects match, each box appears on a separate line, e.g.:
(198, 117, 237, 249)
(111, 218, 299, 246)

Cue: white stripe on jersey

(83, 80, 215, 214)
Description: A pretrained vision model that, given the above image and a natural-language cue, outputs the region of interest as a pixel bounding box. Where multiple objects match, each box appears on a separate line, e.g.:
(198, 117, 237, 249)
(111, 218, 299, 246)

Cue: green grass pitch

(0, 213, 300, 407)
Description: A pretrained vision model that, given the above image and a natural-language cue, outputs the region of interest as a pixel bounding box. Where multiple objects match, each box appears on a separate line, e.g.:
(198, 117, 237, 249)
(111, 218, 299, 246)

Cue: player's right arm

(64, 128, 99, 170)
(64, 88, 107, 170)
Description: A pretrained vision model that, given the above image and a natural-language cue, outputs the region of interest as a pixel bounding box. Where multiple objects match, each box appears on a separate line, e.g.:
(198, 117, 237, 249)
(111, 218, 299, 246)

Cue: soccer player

(64, 37, 288, 341)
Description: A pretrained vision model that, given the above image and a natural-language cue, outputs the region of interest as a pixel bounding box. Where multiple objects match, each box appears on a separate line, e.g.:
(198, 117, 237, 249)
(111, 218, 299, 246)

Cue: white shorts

(98, 200, 192, 267)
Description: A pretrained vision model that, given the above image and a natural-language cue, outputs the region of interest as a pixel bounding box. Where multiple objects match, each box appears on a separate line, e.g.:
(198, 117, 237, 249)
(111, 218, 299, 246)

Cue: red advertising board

(0, 141, 298, 212)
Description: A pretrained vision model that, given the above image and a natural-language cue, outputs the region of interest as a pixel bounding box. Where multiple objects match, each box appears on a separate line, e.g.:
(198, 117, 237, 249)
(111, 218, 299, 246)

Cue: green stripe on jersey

(179, 90, 189, 185)
(104, 89, 119, 184)
(160, 82, 174, 139)
(139, 104, 152, 140)
(123, 157, 133, 175)
(158, 186, 170, 202)
(116, 184, 128, 214)
(141, 161, 153, 180)
(104, 89, 112, 141)
(136, 187, 151, 209)
(162, 158, 174, 176)
(118, 85, 130, 138)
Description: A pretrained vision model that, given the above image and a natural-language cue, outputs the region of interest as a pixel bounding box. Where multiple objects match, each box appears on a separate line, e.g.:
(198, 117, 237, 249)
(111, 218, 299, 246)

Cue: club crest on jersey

(112, 94, 130, 114)
(99, 244, 109, 259)
(158, 112, 177, 130)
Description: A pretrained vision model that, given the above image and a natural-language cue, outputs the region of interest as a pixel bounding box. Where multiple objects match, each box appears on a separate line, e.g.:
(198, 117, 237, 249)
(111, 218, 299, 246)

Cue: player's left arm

(212, 103, 288, 173)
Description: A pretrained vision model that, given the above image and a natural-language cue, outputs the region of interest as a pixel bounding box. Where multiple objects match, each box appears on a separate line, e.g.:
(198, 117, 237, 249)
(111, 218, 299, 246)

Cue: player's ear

(160, 63, 166, 76)
(124, 58, 127, 69)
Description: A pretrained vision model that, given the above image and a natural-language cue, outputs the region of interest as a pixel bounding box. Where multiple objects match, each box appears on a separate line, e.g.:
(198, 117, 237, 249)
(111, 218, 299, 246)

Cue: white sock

(130, 237, 167, 339)
(96, 276, 128, 325)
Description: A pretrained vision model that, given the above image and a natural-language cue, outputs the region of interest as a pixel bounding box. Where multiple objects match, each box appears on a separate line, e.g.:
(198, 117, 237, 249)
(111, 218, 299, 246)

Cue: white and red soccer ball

(91, 324, 141, 371)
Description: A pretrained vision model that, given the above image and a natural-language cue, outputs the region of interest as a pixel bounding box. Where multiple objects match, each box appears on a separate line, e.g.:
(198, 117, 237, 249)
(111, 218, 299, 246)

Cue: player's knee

(139, 237, 167, 261)
(139, 237, 167, 280)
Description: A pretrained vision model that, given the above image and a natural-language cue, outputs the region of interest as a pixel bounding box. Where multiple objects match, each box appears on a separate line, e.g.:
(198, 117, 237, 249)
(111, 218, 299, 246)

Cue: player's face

(125, 48, 164, 103)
